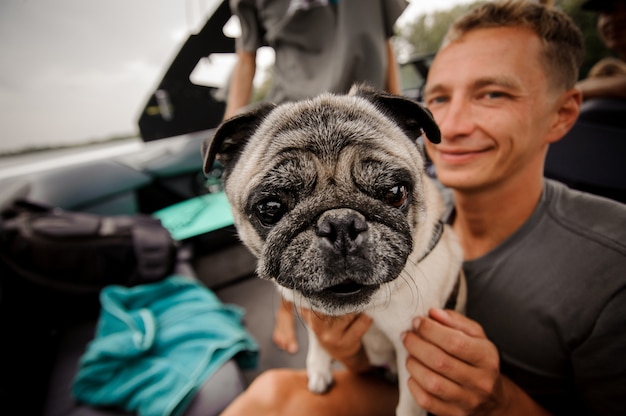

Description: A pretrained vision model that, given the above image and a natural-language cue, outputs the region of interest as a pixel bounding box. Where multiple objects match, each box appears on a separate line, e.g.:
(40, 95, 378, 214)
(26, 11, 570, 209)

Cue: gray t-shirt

(457, 180, 626, 414)
(230, 0, 407, 103)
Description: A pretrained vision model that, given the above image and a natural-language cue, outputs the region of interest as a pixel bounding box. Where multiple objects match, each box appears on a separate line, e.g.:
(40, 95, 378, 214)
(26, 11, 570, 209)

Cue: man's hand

(403, 308, 550, 416)
(300, 309, 373, 373)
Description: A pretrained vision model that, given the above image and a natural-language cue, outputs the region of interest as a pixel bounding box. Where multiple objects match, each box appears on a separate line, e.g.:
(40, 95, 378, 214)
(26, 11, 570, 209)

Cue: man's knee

(245, 369, 308, 410)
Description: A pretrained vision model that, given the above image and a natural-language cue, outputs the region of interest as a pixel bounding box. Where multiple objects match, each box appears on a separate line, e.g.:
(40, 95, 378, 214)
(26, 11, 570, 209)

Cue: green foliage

(396, 2, 480, 59)
(396, 0, 614, 80)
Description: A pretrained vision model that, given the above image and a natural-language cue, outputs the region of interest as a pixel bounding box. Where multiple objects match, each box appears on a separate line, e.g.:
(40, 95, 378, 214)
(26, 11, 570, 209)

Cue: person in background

(223, 0, 407, 119)
(219, 1, 626, 415)
(575, 0, 626, 100)
(224, 0, 408, 355)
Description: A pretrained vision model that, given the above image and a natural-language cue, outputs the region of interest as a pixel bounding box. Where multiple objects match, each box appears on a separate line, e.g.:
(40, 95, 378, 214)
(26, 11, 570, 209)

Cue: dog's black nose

(316, 209, 368, 254)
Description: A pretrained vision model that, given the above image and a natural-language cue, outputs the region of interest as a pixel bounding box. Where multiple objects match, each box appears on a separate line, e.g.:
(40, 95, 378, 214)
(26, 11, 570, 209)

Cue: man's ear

(202, 103, 276, 178)
(546, 88, 582, 144)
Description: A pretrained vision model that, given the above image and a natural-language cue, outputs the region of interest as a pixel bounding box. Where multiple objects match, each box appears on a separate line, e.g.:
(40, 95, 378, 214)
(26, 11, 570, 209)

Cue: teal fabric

(152, 192, 234, 241)
(72, 276, 258, 416)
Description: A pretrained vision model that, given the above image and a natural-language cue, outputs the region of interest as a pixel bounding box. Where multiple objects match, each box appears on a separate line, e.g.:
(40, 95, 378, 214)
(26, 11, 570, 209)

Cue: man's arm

(576, 75, 626, 101)
(403, 308, 551, 415)
(223, 49, 257, 120)
(385, 39, 402, 95)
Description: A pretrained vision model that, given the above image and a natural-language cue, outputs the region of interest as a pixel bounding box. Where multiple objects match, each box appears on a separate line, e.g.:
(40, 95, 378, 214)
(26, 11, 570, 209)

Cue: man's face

(423, 26, 560, 193)
(598, 0, 626, 52)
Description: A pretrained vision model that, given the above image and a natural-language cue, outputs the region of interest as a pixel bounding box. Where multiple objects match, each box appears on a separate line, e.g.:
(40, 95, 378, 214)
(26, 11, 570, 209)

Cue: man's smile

(435, 147, 493, 164)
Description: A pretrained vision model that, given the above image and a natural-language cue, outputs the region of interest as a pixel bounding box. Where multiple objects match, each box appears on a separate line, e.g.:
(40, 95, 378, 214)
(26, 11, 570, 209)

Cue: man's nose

(436, 98, 475, 140)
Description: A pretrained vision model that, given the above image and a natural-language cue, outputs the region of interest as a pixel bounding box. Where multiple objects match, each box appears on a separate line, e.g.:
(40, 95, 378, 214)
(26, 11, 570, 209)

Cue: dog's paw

(307, 370, 334, 394)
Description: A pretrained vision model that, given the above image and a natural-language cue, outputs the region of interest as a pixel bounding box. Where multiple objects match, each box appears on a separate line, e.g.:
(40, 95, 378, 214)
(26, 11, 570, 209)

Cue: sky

(0, 0, 471, 154)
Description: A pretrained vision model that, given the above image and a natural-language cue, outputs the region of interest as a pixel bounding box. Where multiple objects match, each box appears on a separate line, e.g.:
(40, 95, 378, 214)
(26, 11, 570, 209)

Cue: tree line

(396, 0, 612, 80)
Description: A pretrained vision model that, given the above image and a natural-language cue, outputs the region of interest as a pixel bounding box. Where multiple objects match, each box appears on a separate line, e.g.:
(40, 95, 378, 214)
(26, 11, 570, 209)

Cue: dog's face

(203, 85, 441, 314)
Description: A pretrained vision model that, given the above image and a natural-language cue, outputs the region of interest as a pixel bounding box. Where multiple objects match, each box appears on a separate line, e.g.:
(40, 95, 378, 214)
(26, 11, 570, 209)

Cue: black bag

(0, 200, 178, 413)
(0, 199, 178, 294)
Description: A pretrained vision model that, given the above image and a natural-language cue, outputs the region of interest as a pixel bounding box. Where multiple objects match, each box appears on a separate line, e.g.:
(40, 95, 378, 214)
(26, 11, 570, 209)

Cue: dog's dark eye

(383, 185, 408, 208)
(256, 198, 287, 225)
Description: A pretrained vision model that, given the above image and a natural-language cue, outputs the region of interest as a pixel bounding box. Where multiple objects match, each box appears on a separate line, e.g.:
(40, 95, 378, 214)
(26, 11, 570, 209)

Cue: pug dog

(202, 84, 465, 416)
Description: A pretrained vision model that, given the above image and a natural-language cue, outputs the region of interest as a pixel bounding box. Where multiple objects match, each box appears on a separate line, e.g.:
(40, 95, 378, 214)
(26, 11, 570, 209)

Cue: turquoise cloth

(72, 276, 258, 416)
(152, 192, 234, 241)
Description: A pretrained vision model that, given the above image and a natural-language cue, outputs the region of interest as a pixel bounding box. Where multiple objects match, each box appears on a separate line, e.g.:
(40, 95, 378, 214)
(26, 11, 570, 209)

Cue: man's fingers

(298, 309, 372, 362)
(300, 309, 372, 339)
(412, 312, 498, 369)
(404, 328, 479, 390)
(429, 308, 485, 338)
(406, 312, 501, 404)
(406, 368, 467, 416)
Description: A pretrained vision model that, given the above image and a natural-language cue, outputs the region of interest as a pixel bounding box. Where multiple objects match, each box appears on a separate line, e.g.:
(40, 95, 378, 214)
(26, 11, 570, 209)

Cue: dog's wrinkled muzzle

(309, 209, 378, 304)
(261, 201, 413, 312)
(316, 209, 368, 255)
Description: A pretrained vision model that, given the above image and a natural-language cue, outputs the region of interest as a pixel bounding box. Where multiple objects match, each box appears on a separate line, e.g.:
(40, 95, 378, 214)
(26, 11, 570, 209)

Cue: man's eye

(256, 199, 287, 225)
(426, 95, 448, 106)
(484, 91, 509, 99)
(383, 184, 408, 208)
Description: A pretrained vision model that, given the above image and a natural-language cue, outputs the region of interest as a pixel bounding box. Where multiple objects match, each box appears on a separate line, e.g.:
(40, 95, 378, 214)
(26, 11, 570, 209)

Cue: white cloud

(0, 0, 203, 153)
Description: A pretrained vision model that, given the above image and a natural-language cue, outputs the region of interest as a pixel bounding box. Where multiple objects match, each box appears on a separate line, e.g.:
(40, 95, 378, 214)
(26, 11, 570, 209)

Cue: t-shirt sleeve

(571, 286, 626, 414)
(381, 0, 408, 38)
(230, 0, 264, 52)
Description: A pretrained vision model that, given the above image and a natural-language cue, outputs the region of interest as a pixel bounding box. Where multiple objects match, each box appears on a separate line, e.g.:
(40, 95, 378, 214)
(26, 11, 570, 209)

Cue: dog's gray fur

(202, 84, 465, 416)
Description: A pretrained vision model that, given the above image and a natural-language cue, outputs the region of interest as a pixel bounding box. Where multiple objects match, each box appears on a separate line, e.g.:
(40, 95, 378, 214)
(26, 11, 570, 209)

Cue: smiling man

(406, 1, 626, 414)
(420, 23, 581, 260)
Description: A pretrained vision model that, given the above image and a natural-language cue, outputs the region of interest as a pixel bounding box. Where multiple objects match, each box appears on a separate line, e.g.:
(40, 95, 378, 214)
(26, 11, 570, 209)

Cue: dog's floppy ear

(202, 103, 276, 177)
(350, 83, 441, 144)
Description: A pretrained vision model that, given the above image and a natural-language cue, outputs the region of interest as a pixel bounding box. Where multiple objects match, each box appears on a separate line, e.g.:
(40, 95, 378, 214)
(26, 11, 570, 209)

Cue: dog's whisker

(294, 298, 308, 327)
(400, 268, 422, 314)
